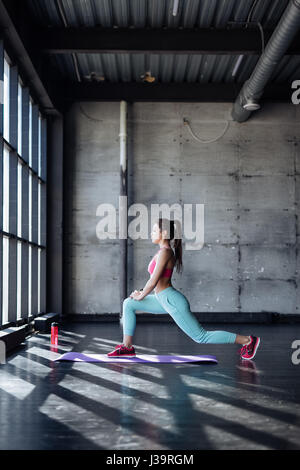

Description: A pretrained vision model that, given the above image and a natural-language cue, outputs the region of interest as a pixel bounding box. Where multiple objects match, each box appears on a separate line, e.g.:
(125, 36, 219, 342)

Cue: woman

(107, 218, 260, 360)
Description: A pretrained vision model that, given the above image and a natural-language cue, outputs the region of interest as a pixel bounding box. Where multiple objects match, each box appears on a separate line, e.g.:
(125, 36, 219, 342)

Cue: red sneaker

(238, 343, 248, 356)
(107, 344, 136, 357)
(109, 344, 127, 350)
(241, 336, 260, 360)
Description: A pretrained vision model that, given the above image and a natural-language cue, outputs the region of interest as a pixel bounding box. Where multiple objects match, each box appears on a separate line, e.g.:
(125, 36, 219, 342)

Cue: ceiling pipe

(119, 101, 128, 323)
(231, 0, 300, 122)
(172, 0, 179, 16)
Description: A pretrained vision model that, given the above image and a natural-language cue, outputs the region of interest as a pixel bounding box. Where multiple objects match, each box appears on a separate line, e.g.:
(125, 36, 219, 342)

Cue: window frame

(0, 45, 47, 329)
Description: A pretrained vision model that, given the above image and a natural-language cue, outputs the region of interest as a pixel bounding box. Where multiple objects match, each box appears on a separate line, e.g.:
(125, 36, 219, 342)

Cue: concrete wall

(63, 101, 300, 315)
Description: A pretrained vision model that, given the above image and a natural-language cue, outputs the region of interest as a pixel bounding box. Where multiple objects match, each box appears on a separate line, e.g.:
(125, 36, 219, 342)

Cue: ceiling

(2, 0, 300, 112)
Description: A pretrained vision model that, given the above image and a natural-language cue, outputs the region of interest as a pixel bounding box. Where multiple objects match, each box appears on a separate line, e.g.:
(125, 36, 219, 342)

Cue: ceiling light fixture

(141, 71, 156, 83)
(84, 72, 105, 82)
(242, 99, 261, 111)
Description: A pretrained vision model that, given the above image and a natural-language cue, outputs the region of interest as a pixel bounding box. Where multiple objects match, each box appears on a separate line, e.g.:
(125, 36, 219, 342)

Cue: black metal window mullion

(0, 231, 45, 249)
(40, 115, 47, 315)
(31, 174, 38, 315)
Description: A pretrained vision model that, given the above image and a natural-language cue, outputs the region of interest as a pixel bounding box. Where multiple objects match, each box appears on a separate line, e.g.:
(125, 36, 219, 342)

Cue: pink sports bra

(147, 247, 174, 278)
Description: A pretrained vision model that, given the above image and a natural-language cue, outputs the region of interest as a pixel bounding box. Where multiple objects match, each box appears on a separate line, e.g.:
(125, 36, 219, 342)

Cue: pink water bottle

(51, 322, 59, 345)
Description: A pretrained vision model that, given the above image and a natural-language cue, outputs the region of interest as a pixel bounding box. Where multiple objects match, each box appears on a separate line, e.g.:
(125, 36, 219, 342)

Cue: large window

(1, 48, 47, 328)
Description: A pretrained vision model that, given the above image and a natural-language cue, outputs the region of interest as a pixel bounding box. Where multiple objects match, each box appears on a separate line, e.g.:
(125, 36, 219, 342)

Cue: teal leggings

(123, 286, 237, 344)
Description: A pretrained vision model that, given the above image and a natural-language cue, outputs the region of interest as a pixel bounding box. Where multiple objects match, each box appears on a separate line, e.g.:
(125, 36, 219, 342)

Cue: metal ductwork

(232, 0, 300, 122)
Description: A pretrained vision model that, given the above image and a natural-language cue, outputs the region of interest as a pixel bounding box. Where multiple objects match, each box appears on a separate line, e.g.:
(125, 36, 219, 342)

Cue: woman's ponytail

(157, 218, 183, 274)
(172, 220, 183, 274)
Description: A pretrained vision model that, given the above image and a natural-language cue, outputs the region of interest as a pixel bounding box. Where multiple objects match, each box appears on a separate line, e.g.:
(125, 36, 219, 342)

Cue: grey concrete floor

(0, 321, 299, 450)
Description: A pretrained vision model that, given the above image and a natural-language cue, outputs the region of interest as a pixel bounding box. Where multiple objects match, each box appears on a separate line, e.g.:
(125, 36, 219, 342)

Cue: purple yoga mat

(54, 352, 218, 363)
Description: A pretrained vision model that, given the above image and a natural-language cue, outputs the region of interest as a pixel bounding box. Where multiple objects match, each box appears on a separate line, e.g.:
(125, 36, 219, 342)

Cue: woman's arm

(135, 279, 155, 300)
(135, 250, 171, 300)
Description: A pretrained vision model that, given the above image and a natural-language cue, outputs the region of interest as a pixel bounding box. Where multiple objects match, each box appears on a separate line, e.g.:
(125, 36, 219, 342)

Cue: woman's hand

(130, 290, 143, 300)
